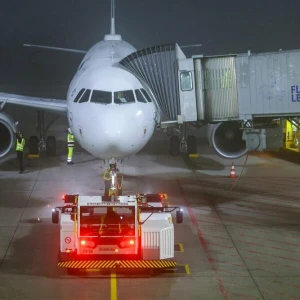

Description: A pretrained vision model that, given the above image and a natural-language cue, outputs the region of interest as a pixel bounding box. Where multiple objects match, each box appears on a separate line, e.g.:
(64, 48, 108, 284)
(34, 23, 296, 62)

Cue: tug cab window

(78, 89, 91, 103)
(140, 88, 153, 102)
(90, 90, 112, 104)
(73, 88, 85, 102)
(79, 206, 135, 237)
(135, 89, 147, 103)
(114, 90, 135, 104)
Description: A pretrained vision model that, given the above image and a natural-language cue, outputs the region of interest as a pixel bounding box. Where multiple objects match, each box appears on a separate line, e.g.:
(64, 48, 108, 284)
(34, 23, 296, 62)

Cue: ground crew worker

(16, 132, 25, 174)
(67, 127, 75, 165)
(99, 207, 121, 234)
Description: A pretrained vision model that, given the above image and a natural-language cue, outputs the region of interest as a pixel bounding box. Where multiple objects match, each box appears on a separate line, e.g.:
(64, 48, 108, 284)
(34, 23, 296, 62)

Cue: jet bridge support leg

(169, 124, 197, 156)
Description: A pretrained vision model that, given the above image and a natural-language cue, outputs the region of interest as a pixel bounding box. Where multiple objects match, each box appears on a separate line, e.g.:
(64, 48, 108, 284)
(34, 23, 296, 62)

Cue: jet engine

(0, 112, 16, 158)
(209, 121, 248, 159)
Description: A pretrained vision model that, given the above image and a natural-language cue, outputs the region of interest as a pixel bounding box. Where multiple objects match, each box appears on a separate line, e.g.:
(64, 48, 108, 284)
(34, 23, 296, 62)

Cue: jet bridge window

(73, 88, 85, 102)
(180, 71, 193, 91)
(114, 90, 135, 104)
(140, 88, 152, 102)
(135, 89, 147, 103)
(78, 89, 91, 103)
(90, 90, 112, 104)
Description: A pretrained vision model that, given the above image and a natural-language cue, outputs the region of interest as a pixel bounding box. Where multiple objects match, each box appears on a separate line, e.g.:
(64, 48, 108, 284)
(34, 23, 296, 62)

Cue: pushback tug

(52, 193, 183, 272)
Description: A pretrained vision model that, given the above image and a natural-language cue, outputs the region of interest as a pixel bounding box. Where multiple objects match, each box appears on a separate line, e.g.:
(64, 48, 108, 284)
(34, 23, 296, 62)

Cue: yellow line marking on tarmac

(174, 243, 184, 252)
(111, 271, 117, 300)
(184, 264, 191, 275)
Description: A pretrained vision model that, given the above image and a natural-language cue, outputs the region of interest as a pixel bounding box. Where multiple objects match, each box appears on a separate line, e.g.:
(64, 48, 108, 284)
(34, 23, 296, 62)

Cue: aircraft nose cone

(101, 112, 128, 138)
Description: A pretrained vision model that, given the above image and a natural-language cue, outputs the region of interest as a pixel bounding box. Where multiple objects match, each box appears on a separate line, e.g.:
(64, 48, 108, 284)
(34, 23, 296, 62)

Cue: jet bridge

(119, 44, 200, 156)
(120, 45, 300, 158)
(119, 44, 198, 124)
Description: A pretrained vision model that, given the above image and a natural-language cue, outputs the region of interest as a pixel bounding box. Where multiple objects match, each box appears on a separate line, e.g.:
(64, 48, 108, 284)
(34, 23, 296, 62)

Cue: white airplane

(0, 0, 248, 191)
(0, 1, 156, 164)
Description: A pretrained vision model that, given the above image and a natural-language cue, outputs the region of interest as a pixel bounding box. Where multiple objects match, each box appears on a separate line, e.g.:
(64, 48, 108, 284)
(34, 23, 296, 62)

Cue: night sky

(0, 0, 300, 98)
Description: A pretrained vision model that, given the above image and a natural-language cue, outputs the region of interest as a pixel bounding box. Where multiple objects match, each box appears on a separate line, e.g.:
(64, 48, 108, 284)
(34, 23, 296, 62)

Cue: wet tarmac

(1, 130, 300, 300)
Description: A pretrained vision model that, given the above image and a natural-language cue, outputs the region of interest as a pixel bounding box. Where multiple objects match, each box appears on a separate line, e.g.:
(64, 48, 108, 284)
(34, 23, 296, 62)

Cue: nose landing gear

(104, 162, 123, 196)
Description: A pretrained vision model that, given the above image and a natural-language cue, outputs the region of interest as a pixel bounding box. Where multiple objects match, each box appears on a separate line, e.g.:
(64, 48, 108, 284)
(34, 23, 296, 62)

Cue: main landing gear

(28, 111, 59, 157)
(104, 161, 123, 196)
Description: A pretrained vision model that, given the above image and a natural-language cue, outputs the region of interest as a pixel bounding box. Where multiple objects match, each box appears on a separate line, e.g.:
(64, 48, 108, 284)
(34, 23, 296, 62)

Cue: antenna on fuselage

(104, 0, 122, 41)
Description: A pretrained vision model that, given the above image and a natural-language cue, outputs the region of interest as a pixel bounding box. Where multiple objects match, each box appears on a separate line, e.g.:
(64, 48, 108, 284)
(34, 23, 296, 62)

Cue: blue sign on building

(291, 86, 300, 102)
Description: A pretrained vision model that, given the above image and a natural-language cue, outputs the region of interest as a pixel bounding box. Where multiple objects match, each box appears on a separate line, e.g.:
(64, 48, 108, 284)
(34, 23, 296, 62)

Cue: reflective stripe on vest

(16, 138, 25, 151)
(67, 133, 74, 147)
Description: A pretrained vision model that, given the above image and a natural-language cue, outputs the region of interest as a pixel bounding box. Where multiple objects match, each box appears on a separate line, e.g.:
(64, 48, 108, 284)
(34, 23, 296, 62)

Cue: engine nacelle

(0, 112, 16, 158)
(208, 121, 248, 159)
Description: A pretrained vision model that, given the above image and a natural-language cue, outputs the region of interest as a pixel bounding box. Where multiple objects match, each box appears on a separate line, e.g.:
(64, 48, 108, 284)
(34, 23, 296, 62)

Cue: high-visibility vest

(67, 133, 75, 147)
(16, 138, 25, 151)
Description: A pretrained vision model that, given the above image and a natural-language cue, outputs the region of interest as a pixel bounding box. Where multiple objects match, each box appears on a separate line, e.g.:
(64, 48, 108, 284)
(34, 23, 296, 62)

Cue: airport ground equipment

(282, 118, 300, 152)
(120, 46, 300, 158)
(52, 193, 183, 272)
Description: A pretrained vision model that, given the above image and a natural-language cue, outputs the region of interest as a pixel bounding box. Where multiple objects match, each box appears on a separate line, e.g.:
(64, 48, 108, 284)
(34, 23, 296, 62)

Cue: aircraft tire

(170, 135, 180, 156)
(46, 136, 56, 156)
(28, 136, 39, 155)
(187, 135, 197, 154)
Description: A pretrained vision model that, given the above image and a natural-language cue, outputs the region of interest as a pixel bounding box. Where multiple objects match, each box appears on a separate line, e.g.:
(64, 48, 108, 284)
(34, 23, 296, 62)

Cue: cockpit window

(90, 90, 112, 104)
(140, 89, 153, 102)
(73, 88, 85, 102)
(78, 59, 89, 71)
(135, 89, 147, 103)
(78, 89, 91, 103)
(114, 90, 135, 104)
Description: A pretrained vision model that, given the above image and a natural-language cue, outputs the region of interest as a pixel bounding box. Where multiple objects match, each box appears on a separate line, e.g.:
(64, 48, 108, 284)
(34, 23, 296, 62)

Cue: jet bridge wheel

(28, 136, 39, 155)
(46, 136, 56, 156)
(187, 135, 197, 154)
(170, 135, 180, 156)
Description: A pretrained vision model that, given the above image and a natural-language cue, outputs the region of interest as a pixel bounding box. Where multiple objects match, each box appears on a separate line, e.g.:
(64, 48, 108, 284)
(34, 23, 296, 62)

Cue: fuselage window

(90, 90, 112, 104)
(74, 88, 85, 102)
(140, 88, 153, 102)
(135, 89, 147, 103)
(114, 90, 135, 104)
(78, 89, 91, 103)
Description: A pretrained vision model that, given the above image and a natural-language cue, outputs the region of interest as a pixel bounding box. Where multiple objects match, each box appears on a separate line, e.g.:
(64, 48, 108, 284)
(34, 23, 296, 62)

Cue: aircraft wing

(0, 92, 67, 113)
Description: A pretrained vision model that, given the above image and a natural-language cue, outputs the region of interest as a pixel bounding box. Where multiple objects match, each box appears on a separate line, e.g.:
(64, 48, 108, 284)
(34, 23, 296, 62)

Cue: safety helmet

(68, 127, 72, 133)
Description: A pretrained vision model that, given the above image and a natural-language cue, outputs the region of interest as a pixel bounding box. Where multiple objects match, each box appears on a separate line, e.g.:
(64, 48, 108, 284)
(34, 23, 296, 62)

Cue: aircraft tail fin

(104, 0, 122, 41)
(110, 0, 116, 35)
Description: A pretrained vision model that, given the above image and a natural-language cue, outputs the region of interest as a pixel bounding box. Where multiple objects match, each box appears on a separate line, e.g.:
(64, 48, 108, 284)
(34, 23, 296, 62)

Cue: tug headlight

(119, 239, 135, 248)
(80, 239, 96, 248)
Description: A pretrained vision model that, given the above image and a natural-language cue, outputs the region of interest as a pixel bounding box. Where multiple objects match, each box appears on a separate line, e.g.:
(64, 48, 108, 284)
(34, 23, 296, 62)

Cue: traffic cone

(229, 162, 237, 178)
